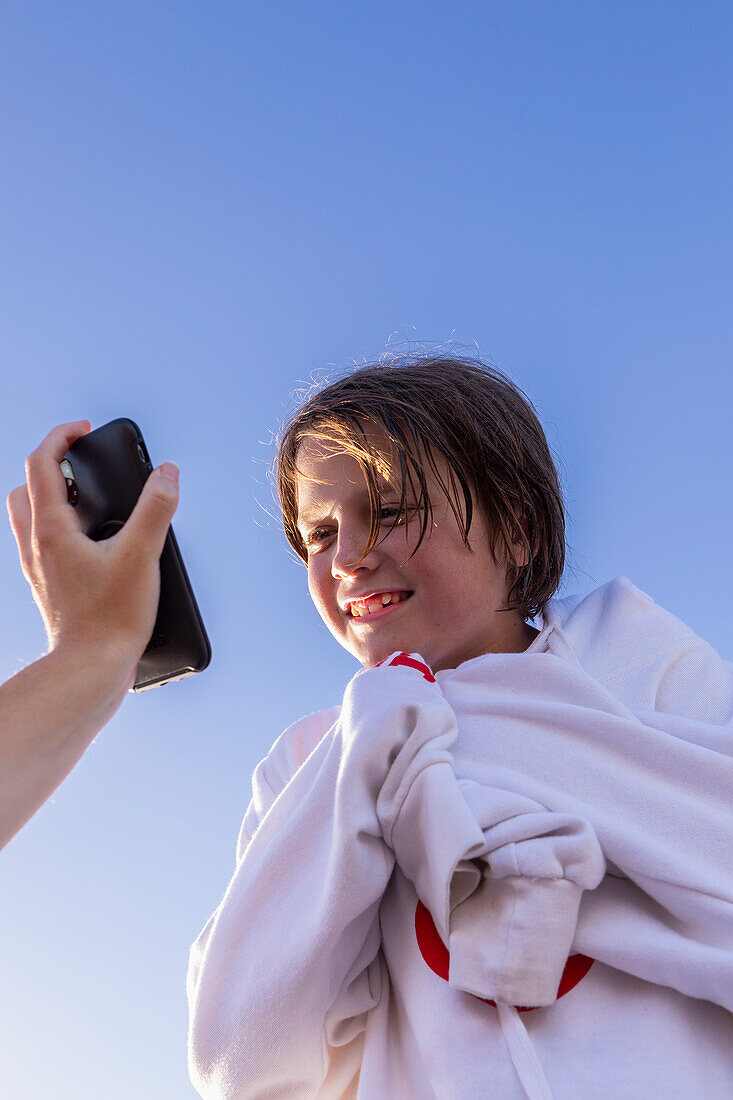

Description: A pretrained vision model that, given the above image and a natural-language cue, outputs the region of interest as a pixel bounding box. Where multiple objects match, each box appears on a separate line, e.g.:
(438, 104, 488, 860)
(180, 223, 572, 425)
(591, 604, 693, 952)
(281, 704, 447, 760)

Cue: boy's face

(294, 426, 539, 673)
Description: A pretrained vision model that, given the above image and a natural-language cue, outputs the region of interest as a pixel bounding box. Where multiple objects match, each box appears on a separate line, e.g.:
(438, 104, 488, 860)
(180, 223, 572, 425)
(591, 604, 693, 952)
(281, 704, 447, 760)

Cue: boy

(186, 355, 733, 1098)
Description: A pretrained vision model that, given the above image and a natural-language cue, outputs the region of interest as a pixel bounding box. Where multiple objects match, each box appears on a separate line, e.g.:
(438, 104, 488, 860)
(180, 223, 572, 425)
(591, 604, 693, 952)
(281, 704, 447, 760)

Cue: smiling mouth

(347, 590, 413, 621)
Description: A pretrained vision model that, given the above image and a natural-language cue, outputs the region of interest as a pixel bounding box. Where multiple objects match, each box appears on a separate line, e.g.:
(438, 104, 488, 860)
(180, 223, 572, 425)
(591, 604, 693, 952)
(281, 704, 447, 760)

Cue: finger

(6, 484, 33, 575)
(25, 420, 92, 531)
(117, 463, 180, 562)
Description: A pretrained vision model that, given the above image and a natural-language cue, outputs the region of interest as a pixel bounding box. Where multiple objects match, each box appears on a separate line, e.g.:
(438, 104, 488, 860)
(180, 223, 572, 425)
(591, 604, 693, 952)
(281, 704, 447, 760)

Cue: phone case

(63, 418, 212, 692)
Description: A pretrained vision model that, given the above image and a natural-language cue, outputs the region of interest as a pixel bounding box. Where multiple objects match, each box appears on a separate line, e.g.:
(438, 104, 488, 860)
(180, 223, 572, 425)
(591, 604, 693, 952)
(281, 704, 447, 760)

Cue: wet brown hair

(274, 353, 567, 623)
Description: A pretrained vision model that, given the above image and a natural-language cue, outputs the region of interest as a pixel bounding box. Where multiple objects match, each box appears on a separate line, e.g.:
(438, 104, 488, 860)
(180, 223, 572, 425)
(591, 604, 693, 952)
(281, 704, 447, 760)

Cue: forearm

(0, 646, 133, 851)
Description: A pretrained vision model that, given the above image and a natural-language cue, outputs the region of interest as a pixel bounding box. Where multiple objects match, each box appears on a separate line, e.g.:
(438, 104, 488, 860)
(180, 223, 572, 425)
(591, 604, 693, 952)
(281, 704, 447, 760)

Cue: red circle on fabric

(414, 899, 594, 1013)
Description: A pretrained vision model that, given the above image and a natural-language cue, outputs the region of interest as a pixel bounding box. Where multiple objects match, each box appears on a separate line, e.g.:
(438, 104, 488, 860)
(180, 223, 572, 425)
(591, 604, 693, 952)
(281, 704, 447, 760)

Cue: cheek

(307, 562, 336, 619)
(306, 565, 323, 606)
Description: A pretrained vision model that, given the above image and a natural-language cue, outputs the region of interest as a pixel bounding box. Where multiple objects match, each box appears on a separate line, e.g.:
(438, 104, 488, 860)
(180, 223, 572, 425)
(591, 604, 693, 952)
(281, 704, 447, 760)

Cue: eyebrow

(297, 486, 420, 527)
(297, 504, 332, 526)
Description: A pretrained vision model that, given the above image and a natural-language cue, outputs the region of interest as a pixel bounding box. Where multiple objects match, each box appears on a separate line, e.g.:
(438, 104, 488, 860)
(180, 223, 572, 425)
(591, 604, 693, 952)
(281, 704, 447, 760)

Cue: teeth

(350, 591, 407, 616)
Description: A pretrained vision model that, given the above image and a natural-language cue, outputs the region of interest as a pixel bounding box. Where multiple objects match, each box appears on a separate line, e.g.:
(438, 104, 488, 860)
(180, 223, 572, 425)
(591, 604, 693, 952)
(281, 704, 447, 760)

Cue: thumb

(120, 462, 180, 560)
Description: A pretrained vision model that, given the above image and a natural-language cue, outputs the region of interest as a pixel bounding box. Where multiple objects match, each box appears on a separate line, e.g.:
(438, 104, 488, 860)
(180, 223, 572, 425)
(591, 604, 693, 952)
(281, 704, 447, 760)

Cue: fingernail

(158, 462, 179, 482)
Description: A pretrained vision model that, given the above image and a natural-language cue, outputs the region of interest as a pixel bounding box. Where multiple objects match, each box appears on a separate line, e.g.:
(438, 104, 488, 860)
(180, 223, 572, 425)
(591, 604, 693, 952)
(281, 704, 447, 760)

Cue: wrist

(47, 641, 138, 699)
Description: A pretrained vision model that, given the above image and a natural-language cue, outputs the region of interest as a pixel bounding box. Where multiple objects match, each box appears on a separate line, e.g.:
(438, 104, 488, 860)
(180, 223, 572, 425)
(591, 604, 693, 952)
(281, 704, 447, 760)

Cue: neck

(493, 619, 540, 654)
(432, 618, 540, 673)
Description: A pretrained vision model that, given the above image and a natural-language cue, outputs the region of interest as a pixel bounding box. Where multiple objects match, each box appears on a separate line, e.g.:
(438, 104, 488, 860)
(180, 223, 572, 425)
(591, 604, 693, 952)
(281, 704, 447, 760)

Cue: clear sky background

(1, 3, 731, 1097)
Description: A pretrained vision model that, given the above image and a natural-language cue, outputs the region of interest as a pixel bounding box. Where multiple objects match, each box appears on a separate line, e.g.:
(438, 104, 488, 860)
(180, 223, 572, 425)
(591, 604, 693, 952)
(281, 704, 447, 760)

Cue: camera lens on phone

(136, 442, 151, 468)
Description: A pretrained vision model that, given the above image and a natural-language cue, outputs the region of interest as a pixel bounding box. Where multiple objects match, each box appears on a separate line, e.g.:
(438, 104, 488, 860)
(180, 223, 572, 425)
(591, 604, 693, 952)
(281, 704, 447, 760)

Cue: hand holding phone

(6, 419, 209, 692)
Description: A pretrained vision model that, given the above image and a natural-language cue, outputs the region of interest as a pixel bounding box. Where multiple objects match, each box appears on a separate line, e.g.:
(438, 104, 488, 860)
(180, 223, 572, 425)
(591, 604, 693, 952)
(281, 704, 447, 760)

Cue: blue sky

(1, 2, 731, 1096)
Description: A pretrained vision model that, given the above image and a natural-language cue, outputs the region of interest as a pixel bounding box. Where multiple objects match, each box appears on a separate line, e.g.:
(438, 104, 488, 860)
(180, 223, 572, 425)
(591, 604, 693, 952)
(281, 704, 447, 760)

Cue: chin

(360, 645, 401, 670)
(371, 644, 437, 671)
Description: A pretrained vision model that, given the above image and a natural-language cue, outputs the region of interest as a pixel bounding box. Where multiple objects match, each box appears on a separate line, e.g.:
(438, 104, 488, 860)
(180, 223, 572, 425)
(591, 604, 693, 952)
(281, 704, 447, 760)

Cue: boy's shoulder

(259, 704, 342, 793)
(545, 575, 732, 721)
(239, 704, 341, 854)
(545, 575, 700, 681)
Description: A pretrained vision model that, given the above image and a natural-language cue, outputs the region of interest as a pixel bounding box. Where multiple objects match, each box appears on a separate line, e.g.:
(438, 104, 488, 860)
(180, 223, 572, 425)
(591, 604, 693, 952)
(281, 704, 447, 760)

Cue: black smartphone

(62, 418, 212, 692)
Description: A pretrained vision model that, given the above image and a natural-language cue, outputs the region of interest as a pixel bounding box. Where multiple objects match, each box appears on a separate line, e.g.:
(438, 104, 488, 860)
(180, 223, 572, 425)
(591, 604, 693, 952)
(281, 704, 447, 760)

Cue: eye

(306, 526, 334, 547)
(380, 504, 417, 526)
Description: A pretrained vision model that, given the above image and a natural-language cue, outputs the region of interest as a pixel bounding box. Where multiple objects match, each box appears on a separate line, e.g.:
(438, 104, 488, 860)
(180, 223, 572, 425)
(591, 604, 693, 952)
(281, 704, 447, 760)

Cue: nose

(331, 524, 378, 579)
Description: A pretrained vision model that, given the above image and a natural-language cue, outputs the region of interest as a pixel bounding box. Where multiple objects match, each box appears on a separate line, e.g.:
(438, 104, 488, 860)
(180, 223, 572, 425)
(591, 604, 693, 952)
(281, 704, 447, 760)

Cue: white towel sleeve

(372, 653, 607, 1008)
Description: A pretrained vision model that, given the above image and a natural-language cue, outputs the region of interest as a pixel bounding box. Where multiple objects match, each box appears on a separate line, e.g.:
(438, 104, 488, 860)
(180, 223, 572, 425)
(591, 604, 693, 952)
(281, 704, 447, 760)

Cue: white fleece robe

(186, 576, 733, 1099)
